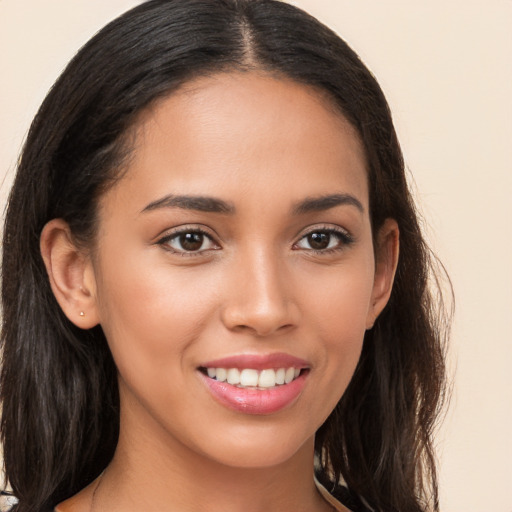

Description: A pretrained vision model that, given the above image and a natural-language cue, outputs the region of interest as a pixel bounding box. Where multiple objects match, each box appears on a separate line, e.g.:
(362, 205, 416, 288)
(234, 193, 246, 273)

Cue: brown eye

(179, 232, 204, 251)
(295, 228, 353, 252)
(161, 230, 218, 254)
(307, 232, 330, 250)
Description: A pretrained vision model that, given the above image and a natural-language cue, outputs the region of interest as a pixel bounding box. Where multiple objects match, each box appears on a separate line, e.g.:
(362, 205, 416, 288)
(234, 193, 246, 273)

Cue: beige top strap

(314, 476, 352, 512)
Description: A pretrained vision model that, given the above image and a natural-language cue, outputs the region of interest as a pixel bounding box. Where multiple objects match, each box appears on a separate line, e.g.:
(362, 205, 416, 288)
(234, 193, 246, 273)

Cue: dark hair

(1, 1, 450, 511)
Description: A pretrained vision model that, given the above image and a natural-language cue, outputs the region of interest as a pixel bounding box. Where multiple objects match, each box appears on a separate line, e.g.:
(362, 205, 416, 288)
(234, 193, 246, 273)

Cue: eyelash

(156, 225, 354, 256)
(293, 226, 354, 254)
(157, 227, 220, 257)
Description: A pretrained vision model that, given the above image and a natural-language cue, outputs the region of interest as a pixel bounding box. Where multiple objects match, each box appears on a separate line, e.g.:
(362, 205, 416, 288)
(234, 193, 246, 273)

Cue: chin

(190, 423, 316, 470)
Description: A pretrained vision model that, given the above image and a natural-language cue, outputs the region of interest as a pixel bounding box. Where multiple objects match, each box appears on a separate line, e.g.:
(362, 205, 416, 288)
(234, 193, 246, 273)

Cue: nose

(220, 248, 299, 337)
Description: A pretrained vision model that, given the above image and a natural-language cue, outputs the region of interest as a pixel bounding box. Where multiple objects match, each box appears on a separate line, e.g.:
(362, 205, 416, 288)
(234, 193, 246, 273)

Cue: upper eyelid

(156, 226, 221, 255)
(157, 225, 219, 242)
(155, 223, 353, 247)
(295, 224, 352, 239)
(293, 225, 355, 250)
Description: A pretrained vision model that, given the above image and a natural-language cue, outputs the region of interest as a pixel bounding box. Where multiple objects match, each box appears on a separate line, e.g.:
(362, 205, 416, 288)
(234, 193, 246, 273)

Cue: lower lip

(200, 372, 307, 415)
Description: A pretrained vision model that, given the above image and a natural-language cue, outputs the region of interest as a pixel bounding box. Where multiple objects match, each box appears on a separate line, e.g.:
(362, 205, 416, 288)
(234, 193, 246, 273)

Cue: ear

(366, 218, 400, 329)
(40, 219, 100, 329)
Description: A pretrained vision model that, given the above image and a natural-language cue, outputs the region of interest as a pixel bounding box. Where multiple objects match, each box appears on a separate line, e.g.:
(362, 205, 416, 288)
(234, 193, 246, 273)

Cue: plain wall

(1, 1, 511, 511)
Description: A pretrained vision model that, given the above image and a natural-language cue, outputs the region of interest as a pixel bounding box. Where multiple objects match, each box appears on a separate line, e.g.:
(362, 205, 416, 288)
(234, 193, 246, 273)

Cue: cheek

(302, 255, 375, 335)
(300, 257, 375, 393)
(93, 247, 218, 378)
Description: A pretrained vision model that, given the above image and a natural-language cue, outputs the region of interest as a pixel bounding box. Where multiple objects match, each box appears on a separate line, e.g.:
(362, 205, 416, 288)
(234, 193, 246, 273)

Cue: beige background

(1, 1, 511, 511)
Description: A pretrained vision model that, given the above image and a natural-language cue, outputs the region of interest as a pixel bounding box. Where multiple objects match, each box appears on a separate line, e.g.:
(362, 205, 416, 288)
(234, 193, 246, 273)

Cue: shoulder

(1, 483, 94, 512)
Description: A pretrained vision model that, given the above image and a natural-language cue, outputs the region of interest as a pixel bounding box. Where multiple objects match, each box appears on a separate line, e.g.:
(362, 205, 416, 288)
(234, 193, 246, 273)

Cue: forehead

(103, 72, 369, 214)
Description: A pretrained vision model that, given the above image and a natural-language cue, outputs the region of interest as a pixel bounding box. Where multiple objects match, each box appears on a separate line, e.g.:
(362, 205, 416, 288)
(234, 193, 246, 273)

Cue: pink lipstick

(198, 353, 309, 415)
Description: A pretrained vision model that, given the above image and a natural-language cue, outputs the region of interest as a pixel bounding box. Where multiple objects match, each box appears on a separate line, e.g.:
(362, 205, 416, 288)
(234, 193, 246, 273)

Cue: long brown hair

(1, 1, 450, 511)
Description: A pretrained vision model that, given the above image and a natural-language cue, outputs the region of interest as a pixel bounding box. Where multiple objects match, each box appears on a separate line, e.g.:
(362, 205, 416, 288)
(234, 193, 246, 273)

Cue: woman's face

(84, 72, 396, 469)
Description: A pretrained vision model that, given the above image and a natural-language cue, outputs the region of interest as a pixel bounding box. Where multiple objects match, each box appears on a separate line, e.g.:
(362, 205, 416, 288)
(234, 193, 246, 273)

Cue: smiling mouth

(199, 367, 307, 389)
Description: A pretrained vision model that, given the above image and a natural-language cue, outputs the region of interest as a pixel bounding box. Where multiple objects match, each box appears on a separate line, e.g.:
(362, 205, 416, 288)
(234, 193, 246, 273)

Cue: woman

(0, 1, 449, 511)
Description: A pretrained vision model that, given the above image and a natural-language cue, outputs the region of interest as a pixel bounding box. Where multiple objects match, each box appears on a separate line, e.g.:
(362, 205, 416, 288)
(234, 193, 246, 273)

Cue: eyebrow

(292, 193, 364, 215)
(141, 192, 363, 216)
(141, 194, 235, 214)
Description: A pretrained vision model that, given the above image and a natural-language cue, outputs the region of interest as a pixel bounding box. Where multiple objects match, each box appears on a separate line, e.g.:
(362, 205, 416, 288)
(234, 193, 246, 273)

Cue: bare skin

(45, 72, 398, 512)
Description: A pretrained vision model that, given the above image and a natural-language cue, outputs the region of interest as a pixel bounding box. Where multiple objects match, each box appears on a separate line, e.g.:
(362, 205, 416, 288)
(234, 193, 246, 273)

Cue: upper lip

(199, 352, 310, 371)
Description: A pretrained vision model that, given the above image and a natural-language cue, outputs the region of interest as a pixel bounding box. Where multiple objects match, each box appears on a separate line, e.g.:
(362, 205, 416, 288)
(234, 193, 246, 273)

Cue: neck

(92, 402, 330, 512)
(101, 436, 325, 512)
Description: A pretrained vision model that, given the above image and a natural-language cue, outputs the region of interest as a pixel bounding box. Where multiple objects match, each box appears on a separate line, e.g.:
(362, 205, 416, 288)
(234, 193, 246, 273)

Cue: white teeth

(216, 368, 227, 382)
(284, 367, 295, 384)
(258, 369, 276, 388)
(226, 368, 240, 385)
(205, 366, 303, 388)
(275, 368, 285, 385)
(240, 369, 259, 387)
